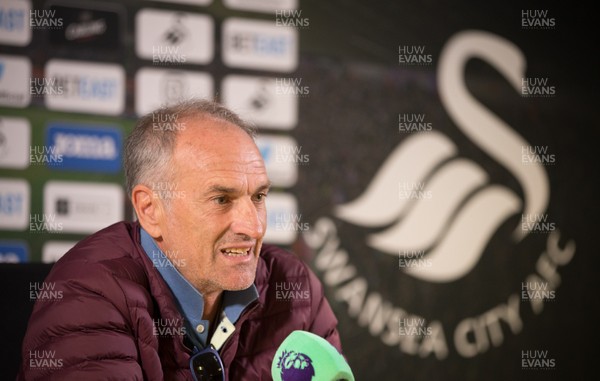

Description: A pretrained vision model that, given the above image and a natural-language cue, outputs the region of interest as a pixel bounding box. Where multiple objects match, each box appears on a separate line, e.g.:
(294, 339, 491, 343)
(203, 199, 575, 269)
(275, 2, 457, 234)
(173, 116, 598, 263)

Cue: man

(18, 99, 342, 380)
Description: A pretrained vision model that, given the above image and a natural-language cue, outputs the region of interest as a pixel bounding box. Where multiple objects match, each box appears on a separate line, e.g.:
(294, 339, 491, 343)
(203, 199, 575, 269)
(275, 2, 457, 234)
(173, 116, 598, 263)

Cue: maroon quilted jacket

(17, 221, 342, 380)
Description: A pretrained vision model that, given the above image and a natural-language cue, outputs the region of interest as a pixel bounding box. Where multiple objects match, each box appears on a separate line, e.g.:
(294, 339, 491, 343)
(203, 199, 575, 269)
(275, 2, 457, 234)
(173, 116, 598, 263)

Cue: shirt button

(196, 324, 205, 333)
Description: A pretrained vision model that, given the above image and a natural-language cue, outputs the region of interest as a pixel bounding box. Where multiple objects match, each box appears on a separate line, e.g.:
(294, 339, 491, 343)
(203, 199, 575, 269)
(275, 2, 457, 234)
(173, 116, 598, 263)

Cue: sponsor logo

(222, 75, 297, 130)
(0, 116, 30, 169)
(135, 68, 213, 116)
(0, 178, 30, 231)
(224, 0, 297, 14)
(135, 9, 213, 65)
(255, 134, 299, 187)
(0, 0, 32, 46)
(43, 181, 124, 234)
(265, 192, 299, 245)
(44, 59, 125, 115)
(304, 31, 576, 360)
(222, 18, 298, 72)
(0, 240, 28, 263)
(45, 123, 122, 173)
(274, 350, 314, 381)
(0, 54, 31, 107)
(42, 241, 77, 263)
(48, 3, 123, 50)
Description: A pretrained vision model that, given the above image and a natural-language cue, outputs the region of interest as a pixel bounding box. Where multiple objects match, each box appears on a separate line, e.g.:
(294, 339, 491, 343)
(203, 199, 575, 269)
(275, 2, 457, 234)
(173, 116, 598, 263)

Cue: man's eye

(215, 196, 228, 205)
(254, 193, 267, 202)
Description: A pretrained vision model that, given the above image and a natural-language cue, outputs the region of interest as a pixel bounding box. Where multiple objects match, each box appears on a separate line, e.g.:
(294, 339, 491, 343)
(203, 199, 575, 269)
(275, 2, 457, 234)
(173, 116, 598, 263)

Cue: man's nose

(230, 197, 265, 239)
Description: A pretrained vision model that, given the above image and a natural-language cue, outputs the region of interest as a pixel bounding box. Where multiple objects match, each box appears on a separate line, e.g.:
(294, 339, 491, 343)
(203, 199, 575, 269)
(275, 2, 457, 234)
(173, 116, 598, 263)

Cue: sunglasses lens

(192, 351, 223, 381)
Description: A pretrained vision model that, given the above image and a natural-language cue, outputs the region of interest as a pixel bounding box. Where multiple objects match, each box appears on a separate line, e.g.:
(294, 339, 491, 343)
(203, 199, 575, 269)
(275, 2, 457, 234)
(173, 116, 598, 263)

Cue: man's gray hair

(124, 98, 256, 198)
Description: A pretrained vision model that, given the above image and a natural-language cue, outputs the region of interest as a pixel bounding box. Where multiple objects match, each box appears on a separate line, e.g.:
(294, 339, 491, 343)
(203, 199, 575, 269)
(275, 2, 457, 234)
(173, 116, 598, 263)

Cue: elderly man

(18, 99, 342, 380)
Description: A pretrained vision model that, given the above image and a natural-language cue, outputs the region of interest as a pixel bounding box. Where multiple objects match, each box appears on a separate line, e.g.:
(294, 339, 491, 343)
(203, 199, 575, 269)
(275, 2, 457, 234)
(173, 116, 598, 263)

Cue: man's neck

(202, 291, 223, 324)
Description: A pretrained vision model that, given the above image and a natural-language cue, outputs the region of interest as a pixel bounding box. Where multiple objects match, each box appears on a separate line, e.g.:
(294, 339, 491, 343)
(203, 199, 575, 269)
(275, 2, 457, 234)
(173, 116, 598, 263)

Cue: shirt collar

(139, 227, 258, 347)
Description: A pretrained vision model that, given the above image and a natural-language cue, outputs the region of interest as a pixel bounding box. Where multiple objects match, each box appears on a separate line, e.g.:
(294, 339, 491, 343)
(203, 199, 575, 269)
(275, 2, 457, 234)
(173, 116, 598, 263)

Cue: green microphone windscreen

(271, 330, 355, 381)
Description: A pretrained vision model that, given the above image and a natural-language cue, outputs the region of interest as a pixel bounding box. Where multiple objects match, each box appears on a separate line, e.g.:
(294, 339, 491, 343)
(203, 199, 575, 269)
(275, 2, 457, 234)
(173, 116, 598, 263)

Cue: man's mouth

(221, 247, 251, 257)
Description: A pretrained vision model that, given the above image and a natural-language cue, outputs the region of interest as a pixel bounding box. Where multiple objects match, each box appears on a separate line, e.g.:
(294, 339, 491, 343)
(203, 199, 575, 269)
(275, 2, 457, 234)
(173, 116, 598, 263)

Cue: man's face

(155, 118, 270, 295)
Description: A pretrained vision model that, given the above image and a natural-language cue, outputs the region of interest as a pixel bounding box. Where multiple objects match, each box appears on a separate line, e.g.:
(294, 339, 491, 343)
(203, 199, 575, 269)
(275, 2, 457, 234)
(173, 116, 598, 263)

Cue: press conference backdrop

(0, 0, 597, 380)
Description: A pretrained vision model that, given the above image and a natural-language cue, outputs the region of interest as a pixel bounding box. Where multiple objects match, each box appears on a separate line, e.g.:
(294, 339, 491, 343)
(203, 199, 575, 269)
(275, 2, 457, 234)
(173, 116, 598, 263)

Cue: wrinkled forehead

(172, 119, 266, 175)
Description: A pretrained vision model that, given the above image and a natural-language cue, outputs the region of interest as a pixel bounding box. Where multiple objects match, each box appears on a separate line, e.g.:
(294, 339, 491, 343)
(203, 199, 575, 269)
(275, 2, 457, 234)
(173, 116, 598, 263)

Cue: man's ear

(131, 184, 163, 238)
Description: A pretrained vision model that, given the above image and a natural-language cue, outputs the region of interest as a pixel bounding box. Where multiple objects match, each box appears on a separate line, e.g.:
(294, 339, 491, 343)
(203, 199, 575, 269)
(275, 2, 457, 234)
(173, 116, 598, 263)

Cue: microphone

(271, 330, 355, 381)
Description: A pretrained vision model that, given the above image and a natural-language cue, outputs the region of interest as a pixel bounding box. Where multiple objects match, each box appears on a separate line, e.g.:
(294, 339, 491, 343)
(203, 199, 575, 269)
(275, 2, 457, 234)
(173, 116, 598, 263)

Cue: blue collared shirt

(140, 228, 258, 349)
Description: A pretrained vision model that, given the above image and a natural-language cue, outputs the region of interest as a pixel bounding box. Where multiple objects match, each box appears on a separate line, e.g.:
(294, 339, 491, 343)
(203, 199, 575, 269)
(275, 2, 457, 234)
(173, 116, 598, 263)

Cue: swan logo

(304, 30, 576, 359)
(335, 31, 549, 283)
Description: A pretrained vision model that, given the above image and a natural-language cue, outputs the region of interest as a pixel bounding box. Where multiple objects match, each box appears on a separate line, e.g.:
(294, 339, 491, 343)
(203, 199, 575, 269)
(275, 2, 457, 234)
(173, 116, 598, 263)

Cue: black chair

(0, 263, 54, 380)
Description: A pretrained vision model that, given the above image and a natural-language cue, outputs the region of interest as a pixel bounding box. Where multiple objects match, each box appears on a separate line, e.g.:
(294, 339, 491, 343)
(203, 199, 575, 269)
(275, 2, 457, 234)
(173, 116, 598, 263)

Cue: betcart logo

(44, 59, 125, 115)
(0, 0, 32, 46)
(304, 31, 576, 360)
(222, 18, 298, 72)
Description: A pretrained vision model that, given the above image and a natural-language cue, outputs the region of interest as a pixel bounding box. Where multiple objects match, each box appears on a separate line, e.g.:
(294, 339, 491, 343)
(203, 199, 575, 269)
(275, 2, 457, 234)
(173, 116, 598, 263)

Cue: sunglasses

(190, 346, 225, 381)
